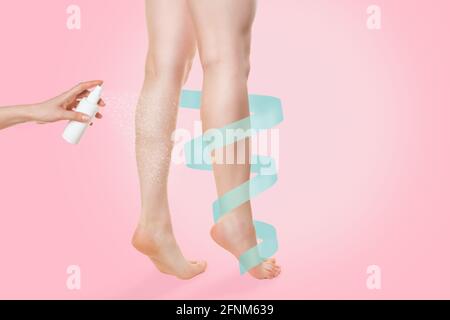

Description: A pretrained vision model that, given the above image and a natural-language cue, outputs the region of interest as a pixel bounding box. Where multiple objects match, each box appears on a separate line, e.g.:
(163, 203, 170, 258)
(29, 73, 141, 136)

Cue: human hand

(31, 80, 106, 124)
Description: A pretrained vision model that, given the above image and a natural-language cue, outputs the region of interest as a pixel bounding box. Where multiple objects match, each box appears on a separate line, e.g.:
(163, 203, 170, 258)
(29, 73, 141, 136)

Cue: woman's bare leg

(132, 0, 206, 280)
(187, 0, 280, 279)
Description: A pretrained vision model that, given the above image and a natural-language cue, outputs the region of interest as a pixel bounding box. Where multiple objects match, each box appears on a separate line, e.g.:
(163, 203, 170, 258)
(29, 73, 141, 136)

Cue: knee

(145, 54, 193, 84)
(200, 53, 251, 79)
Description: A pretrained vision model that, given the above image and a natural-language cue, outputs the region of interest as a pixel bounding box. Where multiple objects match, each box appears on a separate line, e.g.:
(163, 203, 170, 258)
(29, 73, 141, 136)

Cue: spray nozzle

(86, 85, 103, 104)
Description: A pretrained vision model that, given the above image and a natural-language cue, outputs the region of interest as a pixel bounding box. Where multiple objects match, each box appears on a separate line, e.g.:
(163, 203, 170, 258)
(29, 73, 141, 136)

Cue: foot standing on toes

(210, 212, 281, 279)
(132, 224, 206, 280)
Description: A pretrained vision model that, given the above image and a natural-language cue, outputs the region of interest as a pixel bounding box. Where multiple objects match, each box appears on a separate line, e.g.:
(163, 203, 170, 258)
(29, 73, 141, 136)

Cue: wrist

(25, 104, 41, 122)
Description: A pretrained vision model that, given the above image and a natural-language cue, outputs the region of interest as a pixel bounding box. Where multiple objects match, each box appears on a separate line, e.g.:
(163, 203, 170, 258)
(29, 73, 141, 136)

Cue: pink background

(0, 0, 449, 299)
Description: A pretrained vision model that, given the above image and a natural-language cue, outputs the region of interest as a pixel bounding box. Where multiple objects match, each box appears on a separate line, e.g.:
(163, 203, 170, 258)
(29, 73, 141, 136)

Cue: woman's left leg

(132, 0, 206, 280)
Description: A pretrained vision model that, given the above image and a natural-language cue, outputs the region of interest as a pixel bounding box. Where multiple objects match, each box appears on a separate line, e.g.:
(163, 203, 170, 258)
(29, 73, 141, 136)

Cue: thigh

(145, 0, 197, 66)
(186, 0, 257, 62)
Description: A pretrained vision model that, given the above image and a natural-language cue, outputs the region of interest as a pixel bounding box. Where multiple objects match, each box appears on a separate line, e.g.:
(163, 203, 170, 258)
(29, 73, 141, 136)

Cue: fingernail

(82, 115, 90, 122)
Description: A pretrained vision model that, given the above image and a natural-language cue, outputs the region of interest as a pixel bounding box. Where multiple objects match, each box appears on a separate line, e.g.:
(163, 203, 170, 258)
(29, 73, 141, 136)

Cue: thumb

(61, 111, 90, 123)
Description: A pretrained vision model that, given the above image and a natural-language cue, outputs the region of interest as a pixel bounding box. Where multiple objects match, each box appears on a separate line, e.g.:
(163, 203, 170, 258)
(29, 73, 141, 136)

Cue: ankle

(138, 206, 171, 228)
(138, 217, 171, 232)
(213, 215, 256, 239)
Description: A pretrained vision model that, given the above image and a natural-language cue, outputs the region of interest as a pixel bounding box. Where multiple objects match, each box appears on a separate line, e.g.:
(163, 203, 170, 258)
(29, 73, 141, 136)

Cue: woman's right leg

(132, 0, 206, 280)
(187, 0, 280, 279)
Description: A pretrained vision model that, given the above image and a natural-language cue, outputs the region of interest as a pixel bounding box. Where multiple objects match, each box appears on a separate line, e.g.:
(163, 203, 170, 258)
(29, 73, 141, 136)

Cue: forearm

(0, 104, 36, 130)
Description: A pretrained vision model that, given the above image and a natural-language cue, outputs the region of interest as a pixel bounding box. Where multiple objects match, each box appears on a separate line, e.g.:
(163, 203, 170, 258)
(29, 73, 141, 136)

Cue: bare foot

(210, 213, 281, 280)
(132, 221, 207, 280)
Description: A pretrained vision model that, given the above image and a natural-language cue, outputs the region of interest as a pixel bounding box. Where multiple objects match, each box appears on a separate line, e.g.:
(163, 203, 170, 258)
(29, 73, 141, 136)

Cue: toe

(261, 263, 277, 279)
(273, 268, 281, 277)
(263, 262, 275, 272)
(192, 260, 207, 272)
(177, 261, 207, 280)
(267, 262, 282, 279)
(266, 270, 276, 280)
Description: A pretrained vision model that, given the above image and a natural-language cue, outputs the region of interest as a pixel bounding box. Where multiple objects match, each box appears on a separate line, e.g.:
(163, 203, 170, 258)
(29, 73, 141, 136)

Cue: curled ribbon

(180, 90, 283, 274)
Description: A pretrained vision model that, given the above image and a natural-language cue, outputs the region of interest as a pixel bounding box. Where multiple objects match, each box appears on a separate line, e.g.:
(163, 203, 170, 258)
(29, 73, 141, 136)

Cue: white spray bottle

(62, 85, 102, 144)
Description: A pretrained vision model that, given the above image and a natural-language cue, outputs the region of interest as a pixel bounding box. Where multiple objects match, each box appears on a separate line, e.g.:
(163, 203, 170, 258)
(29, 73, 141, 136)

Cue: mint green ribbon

(180, 90, 283, 274)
